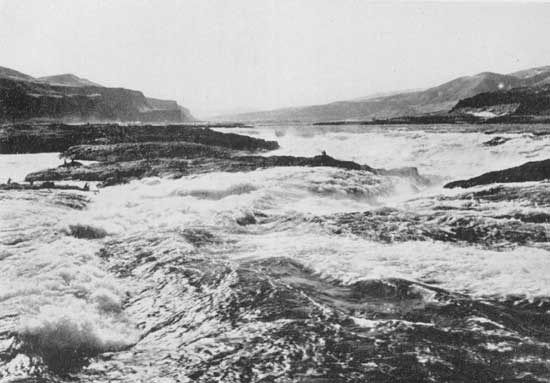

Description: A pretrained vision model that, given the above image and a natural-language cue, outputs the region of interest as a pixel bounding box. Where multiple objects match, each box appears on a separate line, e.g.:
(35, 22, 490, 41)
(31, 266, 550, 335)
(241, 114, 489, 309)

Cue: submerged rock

(482, 136, 511, 146)
(445, 158, 550, 188)
(322, 205, 549, 247)
(67, 224, 108, 239)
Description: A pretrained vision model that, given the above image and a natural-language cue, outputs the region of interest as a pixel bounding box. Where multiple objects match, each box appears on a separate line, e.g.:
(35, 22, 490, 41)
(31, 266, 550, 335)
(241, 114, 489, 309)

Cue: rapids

(2, 124, 550, 382)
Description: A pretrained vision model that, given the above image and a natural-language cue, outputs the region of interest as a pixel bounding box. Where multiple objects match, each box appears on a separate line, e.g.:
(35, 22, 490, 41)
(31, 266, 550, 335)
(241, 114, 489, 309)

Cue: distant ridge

(0, 66, 35, 82)
(217, 65, 550, 122)
(0, 66, 194, 123)
(38, 73, 102, 87)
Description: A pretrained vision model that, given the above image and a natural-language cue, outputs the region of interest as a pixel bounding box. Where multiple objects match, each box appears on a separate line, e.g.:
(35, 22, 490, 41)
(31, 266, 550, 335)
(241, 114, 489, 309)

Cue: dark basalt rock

(60, 160, 83, 167)
(67, 224, 108, 239)
(452, 184, 550, 206)
(497, 212, 550, 224)
(482, 136, 511, 146)
(234, 154, 374, 172)
(0, 123, 279, 154)
(236, 213, 257, 226)
(0, 181, 90, 191)
(445, 158, 550, 188)
(62, 141, 233, 162)
(24, 154, 377, 186)
(180, 228, 220, 247)
(322, 206, 549, 247)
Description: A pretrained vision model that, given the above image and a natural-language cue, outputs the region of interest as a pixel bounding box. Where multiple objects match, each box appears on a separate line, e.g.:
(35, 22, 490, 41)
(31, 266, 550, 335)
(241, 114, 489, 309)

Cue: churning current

(1, 124, 550, 382)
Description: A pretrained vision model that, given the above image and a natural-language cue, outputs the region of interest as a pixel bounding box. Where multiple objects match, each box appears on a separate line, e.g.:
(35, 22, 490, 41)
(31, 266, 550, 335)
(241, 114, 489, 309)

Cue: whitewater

(1, 124, 550, 382)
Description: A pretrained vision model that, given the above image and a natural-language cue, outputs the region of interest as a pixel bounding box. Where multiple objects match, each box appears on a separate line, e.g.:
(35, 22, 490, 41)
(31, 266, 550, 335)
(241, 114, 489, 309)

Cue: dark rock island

(445, 158, 550, 188)
(1, 122, 425, 188)
(0, 123, 277, 154)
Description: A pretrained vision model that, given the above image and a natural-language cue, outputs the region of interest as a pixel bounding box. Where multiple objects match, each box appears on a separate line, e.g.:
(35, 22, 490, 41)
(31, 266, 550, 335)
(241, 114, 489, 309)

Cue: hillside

(217, 66, 550, 122)
(0, 66, 194, 123)
(37, 73, 102, 87)
(451, 85, 550, 117)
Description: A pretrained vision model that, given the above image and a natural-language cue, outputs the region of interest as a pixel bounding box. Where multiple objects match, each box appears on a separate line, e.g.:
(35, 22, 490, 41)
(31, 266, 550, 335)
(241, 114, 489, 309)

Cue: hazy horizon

(2, 0, 550, 117)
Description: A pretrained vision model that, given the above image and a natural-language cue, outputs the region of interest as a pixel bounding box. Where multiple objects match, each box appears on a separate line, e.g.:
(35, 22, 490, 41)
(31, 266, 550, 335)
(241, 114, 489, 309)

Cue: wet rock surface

(445, 158, 550, 188)
(320, 207, 549, 247)
(25, 154, 378, 186)
(0, 181, 91, 192)
(62, 141, 234, 162)
(317, 184, 550, 248)
(482, 136, 511, 146)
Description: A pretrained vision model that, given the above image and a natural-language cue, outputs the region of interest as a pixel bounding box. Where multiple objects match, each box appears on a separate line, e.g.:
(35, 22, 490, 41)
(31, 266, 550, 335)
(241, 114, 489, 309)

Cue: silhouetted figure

(7, 178, 11, 185)
(83, 182, 89, 191)
(321, 150, 327, 157)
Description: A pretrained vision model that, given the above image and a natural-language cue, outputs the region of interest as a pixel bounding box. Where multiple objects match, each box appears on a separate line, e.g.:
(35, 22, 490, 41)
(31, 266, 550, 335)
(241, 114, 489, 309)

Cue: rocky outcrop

(445, 159, 550, 188)
(0, 181, 90, 192)
(62, 142, 233, 162)
(0, 66, 194, 123)
(24, 154, 375, 186)
(451, 85, 550, 117)
(0, 123, 278, 153)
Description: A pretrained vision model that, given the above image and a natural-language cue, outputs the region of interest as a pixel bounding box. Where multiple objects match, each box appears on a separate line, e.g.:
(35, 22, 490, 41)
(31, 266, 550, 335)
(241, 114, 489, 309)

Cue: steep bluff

(0, 67, 194, 123)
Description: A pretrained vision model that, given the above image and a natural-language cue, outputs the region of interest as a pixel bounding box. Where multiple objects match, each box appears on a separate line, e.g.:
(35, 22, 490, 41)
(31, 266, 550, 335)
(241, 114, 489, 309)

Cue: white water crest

(0, 153, 62, 182)
(218, 124, 550, 179)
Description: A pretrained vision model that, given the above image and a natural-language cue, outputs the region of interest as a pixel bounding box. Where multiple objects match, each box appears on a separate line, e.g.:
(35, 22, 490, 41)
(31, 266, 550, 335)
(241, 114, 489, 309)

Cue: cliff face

(0, 67, 194, 123)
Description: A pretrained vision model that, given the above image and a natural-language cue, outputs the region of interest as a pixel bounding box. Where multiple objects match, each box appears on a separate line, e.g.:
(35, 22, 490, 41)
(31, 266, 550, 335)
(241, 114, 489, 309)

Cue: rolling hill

(217, 66, 550, 122)
(37, 73, 102, 87)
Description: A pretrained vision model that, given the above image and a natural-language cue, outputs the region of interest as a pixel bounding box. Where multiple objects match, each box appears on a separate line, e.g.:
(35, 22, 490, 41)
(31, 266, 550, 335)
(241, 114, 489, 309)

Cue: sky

(1, 1, 550, 118)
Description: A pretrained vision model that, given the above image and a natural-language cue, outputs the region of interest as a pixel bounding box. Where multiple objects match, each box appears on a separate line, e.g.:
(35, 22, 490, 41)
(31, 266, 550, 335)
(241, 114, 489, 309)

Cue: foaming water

(231, 226, 550, 299)
(2, 123, 550, 381)
(0, 153, 62, 182)
(0, 190, 137, 378)
(0, 153, 97, 183)
(217, 124, 550, 179)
